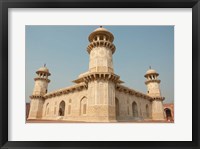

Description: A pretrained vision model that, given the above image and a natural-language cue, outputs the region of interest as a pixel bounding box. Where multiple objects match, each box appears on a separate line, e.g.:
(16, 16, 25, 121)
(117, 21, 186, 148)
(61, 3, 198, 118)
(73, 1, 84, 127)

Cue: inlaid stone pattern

(28, 26, 165, 122)
(89, 47, 114, 73)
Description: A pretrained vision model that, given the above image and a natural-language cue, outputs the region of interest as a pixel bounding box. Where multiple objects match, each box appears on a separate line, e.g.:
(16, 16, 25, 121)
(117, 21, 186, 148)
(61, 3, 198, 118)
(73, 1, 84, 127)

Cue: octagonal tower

(28, 65, 51, 119)
(87, 26, 116, 73)
(144, 67, 165, 120)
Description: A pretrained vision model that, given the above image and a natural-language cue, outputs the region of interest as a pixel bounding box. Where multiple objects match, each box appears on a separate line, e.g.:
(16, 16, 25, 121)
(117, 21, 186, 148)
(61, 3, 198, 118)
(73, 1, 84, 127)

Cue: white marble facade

(28, 26, 165, 122)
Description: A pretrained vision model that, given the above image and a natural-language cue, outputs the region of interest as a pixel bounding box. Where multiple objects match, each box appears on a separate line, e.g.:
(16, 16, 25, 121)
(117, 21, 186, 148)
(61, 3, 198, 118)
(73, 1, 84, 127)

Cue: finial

(44, 63, 46, 67)
(149, 66, 151, 69)
(100, 26, 102, 28)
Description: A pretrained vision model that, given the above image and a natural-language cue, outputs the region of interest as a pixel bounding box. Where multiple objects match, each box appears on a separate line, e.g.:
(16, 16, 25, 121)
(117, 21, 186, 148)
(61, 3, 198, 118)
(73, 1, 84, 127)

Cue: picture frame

(0, 0, 199, 148)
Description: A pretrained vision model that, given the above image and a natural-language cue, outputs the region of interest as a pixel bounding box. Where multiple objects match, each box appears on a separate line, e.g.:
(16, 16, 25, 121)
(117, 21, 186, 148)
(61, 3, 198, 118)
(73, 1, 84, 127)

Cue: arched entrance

(165, 108, 172, 120)
(59, 101, 65, 116)
(132, 102, 138, 117)
(115, 98, 119, 117)
(146, 104, 149, 118)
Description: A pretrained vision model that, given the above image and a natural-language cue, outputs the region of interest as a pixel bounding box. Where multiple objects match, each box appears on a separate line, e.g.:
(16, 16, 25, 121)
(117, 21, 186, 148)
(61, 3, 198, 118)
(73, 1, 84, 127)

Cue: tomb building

(28, 26, 165, 122)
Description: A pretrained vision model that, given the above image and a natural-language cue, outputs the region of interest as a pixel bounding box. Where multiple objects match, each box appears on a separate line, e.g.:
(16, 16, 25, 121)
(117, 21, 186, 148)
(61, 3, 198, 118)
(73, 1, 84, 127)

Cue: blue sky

(25, 25, 174, 103)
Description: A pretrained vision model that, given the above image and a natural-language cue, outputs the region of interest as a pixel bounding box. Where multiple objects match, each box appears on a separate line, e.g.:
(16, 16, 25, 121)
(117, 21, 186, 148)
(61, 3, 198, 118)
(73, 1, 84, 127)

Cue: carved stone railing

(145, 79, 160, 85)
(87, 40, 116, 54)
(34, 77, 50, 83)
(73, 72, 124, 84)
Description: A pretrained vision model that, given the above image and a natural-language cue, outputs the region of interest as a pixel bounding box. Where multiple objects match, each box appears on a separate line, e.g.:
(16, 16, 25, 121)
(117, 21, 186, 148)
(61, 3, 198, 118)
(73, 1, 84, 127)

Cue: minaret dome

(36, 65, 51, 78)
(32, 65, 51, 96)
(144, 68, 159, 82)
(88, 26, 114, 43)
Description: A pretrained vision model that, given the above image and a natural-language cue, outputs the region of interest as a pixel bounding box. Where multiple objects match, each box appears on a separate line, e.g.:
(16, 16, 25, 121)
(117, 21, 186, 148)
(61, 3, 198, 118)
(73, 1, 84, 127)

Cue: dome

(144, 68, 159, 77)
(38, 67, 49, 72)
(146, 69, 157, 74)
(94, 27, 109, 32)
(88, 26, 114, 42)
(36, 66, 51, 76)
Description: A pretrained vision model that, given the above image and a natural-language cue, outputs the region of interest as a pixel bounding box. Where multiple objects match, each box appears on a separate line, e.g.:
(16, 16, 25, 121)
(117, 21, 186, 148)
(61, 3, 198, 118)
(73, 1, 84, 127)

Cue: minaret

(73, 26, 122, 121)
(144, 67, 165, 120)
(85, 26, 118, 122)
(28, 65, 51, 119)
(87, 26, 115, 73)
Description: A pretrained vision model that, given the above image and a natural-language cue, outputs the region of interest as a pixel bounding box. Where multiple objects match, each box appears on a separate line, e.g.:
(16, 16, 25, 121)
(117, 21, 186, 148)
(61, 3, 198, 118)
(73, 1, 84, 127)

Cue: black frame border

(0, 0, 199, 149)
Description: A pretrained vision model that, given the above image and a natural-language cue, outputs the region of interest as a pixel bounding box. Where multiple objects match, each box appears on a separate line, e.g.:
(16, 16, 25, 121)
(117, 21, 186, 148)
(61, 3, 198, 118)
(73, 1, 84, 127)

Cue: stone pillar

(86, 76, 116, 122)
(28, 97, 44, 119)
(151, 99, 165, 120)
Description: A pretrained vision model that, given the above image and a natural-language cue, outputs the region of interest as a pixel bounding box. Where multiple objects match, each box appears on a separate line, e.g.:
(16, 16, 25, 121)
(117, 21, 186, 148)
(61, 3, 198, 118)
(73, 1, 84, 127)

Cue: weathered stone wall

(28, 98, 44, 119)
(152, 100, 165, 120)
(115, 90, 152, 121)
(86, 79, 116, 122)
(29, 84, 153, 122)
(42, 88, 88, 121)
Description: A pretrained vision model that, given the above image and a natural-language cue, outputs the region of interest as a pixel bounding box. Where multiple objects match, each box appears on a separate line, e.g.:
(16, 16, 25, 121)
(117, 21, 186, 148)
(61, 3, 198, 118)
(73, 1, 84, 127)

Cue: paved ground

(26, 119, 174, 123)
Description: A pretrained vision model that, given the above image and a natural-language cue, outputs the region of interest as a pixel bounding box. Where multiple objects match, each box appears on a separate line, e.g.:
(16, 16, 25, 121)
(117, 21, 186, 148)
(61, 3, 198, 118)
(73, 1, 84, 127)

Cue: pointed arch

(165, 108, 172, 120)
(80, 97, 87, 115)
(59, 101, 65, 116)
(132, 101, 138, 117)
